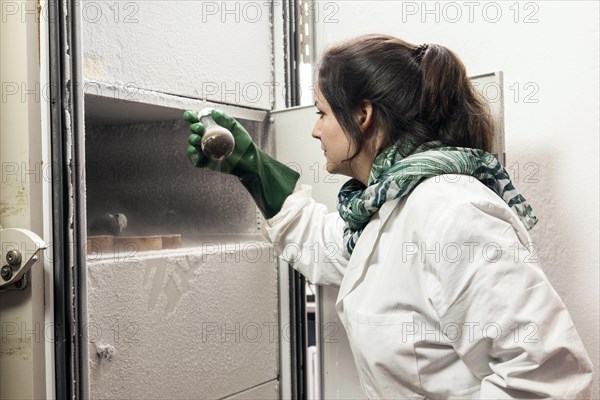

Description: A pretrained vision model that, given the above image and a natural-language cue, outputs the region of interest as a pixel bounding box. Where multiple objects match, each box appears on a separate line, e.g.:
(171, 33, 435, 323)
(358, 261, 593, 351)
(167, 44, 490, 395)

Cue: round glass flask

(198, 108, 235, 160)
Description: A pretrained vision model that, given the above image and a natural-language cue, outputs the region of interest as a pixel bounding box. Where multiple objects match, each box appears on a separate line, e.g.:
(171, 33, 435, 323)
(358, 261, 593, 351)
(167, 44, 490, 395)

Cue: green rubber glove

(184, 109, 300, 219)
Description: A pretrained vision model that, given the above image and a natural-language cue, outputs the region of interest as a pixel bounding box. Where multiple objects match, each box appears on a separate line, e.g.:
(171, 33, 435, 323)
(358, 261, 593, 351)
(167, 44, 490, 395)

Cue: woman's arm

(265, 184, 349, 287)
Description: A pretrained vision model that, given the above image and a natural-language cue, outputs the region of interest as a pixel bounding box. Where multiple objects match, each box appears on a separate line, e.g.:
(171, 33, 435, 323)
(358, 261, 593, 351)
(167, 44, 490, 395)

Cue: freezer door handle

(0, 228, 47, 290)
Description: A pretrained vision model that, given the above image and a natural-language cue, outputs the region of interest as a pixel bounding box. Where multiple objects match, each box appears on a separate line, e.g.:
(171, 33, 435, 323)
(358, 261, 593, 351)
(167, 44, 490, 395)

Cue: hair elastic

(414, 44, 429, 63)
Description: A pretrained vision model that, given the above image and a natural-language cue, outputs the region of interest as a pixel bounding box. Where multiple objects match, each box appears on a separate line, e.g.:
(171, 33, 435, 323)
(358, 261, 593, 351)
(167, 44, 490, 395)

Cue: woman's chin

(324, 161, 337, 174)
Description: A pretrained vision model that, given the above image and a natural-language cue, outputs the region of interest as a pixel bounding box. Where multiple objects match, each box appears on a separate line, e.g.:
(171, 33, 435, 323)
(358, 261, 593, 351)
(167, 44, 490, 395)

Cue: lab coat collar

(336, 198, 401, 310)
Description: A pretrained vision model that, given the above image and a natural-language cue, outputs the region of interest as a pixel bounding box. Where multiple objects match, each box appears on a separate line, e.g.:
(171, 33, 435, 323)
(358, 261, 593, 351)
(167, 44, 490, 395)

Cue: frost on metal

(87, 244, 279, 399)
(95, 344, 116, 362)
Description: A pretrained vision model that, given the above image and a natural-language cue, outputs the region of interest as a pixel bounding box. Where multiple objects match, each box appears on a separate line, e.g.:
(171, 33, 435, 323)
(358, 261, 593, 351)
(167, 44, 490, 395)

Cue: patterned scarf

(337, 141, 538, 257)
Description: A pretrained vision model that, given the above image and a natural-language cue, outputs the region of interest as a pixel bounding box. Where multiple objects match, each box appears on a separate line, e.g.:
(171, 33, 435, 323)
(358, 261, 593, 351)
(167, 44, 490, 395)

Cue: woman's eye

(316, 111, 324, 117)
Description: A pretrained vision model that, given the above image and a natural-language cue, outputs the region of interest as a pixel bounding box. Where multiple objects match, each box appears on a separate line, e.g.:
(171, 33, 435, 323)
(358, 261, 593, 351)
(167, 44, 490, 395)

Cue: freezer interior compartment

(84, 93, 269, 253)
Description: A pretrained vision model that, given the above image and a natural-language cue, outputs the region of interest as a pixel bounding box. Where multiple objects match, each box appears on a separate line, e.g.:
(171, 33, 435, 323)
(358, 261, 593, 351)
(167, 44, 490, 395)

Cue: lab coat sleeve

(426, 200, 594, 399)
(265, 184, 349, 286)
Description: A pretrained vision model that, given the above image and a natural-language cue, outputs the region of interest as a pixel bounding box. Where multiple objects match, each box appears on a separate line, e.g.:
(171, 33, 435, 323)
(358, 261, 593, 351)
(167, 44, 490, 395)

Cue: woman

(184, 34, 593, 399)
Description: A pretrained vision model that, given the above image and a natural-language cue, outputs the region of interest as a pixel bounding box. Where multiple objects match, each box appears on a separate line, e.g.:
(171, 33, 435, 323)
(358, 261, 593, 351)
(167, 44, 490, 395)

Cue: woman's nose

(312, 123, 321, 140)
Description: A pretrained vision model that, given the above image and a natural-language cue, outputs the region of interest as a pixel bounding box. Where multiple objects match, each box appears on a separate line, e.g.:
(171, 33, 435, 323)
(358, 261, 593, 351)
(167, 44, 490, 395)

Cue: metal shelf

(83, 80, 268, 125)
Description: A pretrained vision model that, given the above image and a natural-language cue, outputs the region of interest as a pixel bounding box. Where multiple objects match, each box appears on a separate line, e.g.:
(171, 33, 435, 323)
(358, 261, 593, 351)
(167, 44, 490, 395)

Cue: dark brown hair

(316, 34, 494, 160)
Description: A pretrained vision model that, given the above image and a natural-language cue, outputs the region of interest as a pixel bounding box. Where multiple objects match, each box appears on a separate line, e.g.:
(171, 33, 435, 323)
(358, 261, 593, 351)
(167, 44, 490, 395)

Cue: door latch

(0, 228, 47, 291)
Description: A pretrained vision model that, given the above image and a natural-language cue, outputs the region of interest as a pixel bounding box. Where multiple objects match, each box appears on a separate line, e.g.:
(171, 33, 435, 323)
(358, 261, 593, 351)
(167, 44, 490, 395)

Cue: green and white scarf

(337, 141, 538, 257)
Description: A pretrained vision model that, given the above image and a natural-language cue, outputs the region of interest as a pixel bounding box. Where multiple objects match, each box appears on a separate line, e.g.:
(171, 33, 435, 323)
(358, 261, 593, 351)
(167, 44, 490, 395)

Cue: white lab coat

(266, 174, 594, 399)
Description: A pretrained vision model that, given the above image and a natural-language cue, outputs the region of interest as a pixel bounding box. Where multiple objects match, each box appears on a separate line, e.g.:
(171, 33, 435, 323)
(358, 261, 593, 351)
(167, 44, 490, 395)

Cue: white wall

(314, 0, 599, 397)
(0, 0, 42, 232)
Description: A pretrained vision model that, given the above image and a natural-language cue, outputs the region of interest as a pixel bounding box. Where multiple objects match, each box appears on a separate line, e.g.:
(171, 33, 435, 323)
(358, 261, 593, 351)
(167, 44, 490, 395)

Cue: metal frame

(469, 71, 506, 165)
(48, 0, 87, 398)
(282, 0, 302, 108)
(281, 1, 306, 398)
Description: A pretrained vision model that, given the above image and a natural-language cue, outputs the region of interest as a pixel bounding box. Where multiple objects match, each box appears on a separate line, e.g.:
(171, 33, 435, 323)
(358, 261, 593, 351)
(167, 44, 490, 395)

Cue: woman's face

(312, 86, 356, 177)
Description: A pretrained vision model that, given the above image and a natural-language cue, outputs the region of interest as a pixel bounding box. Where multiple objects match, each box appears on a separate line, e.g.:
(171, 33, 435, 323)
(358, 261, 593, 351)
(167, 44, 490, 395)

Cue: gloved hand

(184, 109, 300, 219)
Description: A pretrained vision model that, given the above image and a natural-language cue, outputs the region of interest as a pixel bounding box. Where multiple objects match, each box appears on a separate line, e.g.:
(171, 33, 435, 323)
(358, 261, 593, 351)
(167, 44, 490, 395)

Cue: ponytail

(418, 44, 494, 152)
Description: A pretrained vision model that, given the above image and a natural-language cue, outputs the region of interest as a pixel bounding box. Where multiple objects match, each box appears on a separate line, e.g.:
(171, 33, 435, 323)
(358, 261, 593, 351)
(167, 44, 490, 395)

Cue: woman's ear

(357, 100, 373, 133)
